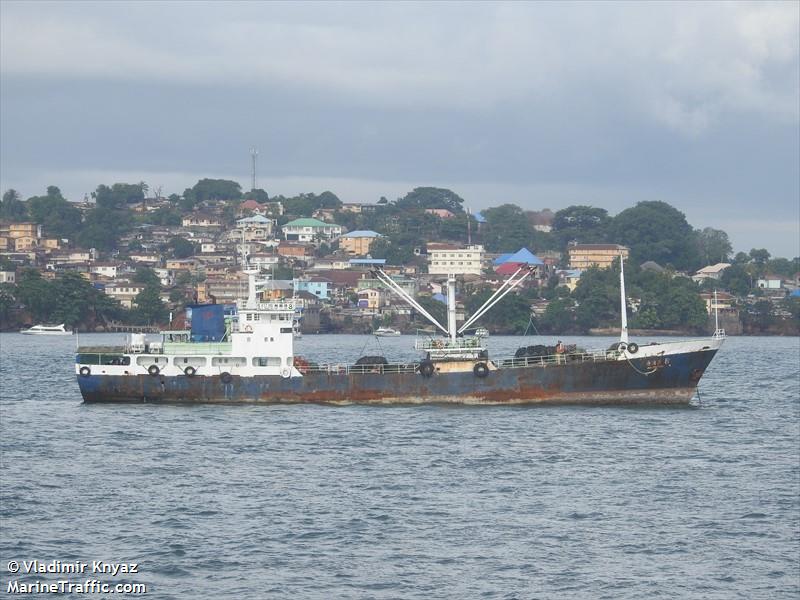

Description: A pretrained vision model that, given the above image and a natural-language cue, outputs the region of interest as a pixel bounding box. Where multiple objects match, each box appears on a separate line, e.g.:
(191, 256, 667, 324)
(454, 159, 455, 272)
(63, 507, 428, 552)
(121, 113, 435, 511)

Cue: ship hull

(77, 348, 717, 406)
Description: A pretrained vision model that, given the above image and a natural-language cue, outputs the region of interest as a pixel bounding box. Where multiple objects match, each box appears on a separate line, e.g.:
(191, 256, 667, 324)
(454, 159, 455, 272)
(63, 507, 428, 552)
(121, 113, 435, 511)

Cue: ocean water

(0, 333, 798, 599)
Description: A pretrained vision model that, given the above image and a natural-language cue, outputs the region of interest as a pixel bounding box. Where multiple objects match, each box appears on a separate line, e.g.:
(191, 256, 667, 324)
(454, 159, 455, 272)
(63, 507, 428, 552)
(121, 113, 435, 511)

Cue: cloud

(1, 2, 797, 257)
(2, 1, 797, 131)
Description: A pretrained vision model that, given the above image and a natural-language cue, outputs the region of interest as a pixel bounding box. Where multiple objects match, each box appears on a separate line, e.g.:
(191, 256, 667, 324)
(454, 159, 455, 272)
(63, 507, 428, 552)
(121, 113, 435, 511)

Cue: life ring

(418, 361, 435, 377)
(148, 364, 160, 376)
(627, 343, 639, 354)
(184, 366, 196, 377)
(473, 362, 489, 378)
(220, 371, 232, 384)
(280, 367, 291, 378)
(79, 366, 91, 377)
(244, 325, 253, 333)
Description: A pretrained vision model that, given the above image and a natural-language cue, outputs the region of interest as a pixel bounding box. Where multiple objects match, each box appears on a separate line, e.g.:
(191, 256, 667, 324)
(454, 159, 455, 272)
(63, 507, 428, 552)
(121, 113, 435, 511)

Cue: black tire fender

(418, 361, 435, 377)
(627, 343, 639, 354)
(184, 366, 196, 377)
(473, 362, 489, 378)
(220, 371, 233, 384)
(79, 366, 91, 377)
(148, 364, 160, 376)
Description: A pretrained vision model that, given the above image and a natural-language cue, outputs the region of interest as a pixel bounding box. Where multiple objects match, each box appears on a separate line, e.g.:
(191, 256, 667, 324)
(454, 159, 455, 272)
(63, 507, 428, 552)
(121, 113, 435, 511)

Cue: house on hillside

(568, 244, 629, 270)
(756, 276, 783, 290)
(427, 243, 485, 276)
(235, 214, 274, 241)
(182, 213, 222, 228)
(294, 276, 332, 301)
(699, 291, 735, 314)
(424, 208, 455, 219)
(277, 242, 313, 259)
(90, 262, 124, 279)
(104, 281, 146, 308)
(282, 218, 342, 243)
(339, 230, 381, 255)
(358, 288, 387, 310)
(692, 263, 731, 283)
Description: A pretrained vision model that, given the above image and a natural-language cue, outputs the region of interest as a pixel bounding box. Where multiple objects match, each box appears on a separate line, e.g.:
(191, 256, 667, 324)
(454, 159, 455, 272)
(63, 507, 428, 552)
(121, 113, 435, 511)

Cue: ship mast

(619, 252, 629, 344)
(447, 275, 457, 342)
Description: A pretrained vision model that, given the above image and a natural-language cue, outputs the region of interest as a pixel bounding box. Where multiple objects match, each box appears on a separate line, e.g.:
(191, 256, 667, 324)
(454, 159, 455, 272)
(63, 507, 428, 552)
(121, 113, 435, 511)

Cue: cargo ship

(75, 259, 724, 405)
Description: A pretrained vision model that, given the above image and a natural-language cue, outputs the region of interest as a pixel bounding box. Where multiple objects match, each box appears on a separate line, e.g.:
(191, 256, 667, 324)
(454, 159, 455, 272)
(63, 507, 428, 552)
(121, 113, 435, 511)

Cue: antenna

(467, 208, 472, 245)
(250, 147, 258, 191)
(714, 288, 719, 332)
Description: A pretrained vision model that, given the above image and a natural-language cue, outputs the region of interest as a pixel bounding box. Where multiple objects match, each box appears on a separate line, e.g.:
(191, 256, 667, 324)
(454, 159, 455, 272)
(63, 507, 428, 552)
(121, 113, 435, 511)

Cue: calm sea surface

(1, 333, 798, 599)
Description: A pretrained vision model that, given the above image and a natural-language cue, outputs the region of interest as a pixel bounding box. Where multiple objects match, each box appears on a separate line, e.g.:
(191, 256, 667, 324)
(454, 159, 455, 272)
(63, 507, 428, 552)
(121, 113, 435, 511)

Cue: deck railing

(496, 350, 614, 369)
(301, 362, 419, 375)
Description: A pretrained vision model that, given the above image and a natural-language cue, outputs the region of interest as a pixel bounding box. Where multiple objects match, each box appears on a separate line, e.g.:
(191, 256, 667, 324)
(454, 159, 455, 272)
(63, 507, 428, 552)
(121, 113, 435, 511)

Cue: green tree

(395, 187, 466, 213)
(767, 257, 800, 279)
(609, 201, 701, 271)
(749, 248, 771, 264)
(696, 227, 732, 264)
(480, 204, 535, 253)
(167, 237, 196, 259)
(138, 207, 181, 226)
(317, 191, 342, 209)
(13, 269, 53, 322)
(174, 271, 193, 286)
(1, 189, 27, 220)
(539, 298, 576, 333)
(191, 178, 242, 202)
(369, 237, 415, 265)
(133, 286, 167, 324)
(415, 295, 447, 329)
(26, 186, 82, 240)
(719, 263, 751, 296)
(749, 248, 771, 276)
(179, 189, 197, 212)
(243, 188, 270, 203)
(744, 299, 775, 331)
(0, 284, 14, 325)
(78, 204, 133, 251)
(572, 266, 620, 331)
(658, 282, 707, 330)
(464, 289, 532, 334)
(552, 205, 610, 246)
(93, 183, 144, 209)
(132, 267, 161, 287)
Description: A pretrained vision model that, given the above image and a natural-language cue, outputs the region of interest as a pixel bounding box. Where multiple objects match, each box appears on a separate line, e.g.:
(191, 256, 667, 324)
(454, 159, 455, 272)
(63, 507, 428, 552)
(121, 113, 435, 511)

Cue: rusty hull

(77, 348, 717, 406)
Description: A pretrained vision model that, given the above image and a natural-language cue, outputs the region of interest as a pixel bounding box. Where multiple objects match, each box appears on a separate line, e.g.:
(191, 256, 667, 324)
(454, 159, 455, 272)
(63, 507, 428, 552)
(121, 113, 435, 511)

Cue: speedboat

(21, 324, 73, 335)
(374, 327, 401, 336)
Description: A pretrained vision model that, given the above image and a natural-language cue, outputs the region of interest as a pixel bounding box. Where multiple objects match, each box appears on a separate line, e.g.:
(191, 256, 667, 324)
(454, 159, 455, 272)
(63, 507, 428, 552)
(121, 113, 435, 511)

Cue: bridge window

(252, 357, 281, 367)
(212, 357, 246, 367)
(136, 356, 168, 366)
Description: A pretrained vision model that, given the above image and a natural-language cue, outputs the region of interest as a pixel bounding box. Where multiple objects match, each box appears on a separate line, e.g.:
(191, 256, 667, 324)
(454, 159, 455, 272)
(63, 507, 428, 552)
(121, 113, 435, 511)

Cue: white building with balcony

(282, 218, 342, 243)
(427, 244, 485, 276)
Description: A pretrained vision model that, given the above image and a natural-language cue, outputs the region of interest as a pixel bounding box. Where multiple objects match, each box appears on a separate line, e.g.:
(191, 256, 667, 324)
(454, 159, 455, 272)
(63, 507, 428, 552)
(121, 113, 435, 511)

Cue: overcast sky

(1, 1, 798, 257)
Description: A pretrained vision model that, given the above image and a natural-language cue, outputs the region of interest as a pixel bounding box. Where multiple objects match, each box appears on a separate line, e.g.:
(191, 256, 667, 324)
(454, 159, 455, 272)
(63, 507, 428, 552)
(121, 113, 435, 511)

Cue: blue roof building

(341, 230, 381, 238)
(492, 247, 544, 266)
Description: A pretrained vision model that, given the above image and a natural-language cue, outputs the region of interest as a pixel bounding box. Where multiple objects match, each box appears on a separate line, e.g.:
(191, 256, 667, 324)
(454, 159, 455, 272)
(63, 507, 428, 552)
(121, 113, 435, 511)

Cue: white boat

(374, 327, 401, 337)
(20, 324, 73, 335)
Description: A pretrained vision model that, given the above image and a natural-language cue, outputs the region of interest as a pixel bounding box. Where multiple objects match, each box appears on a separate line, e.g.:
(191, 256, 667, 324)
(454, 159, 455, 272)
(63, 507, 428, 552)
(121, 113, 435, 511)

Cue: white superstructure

(76, 270, 301, 379)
